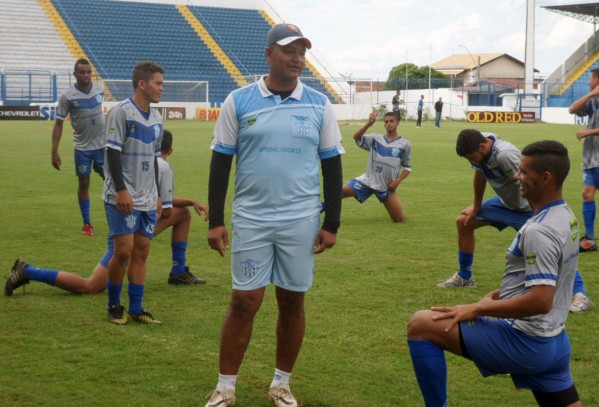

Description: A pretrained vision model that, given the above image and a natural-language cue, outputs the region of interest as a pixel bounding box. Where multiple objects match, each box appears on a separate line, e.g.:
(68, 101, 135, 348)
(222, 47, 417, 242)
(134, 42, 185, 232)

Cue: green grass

(0, 119, 597, 406)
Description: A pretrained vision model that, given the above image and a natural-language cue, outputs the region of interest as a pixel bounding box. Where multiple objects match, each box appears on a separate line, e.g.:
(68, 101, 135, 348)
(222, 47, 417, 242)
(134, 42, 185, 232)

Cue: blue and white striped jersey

(355, 133, 412, 192)
(211, 76, 345, 223)
(103, 98, 163, 211)
(501, 200, 579, 337)
(471, 133, 530, 211)
(56, 82, 105, 151)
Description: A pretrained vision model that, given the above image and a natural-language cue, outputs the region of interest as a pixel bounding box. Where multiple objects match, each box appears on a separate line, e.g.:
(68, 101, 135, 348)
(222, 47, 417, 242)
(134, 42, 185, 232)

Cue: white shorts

(230, 215, 320, 292)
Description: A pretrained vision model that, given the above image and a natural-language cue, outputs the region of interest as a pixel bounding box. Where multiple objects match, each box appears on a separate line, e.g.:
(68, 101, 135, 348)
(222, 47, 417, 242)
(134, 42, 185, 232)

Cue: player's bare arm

(51, 119, 64, 170)
(576, 127, 599, 140)
(352, 112, 377, 142)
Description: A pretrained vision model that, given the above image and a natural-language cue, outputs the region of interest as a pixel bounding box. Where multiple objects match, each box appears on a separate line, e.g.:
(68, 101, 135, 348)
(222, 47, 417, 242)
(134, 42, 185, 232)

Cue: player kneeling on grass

(323, 111, 411, 222)
(408, 140, 583, 407)
(5, 130, 208, 297)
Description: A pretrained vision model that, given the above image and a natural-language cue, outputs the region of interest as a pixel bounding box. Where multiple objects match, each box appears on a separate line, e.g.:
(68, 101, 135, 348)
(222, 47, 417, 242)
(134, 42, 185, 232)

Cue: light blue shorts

(347, 178, 390, 203)
(582, 168, 599, 187)
(74, 148, 104, 177)
(104, 202, 156, 239)
(230, 215, 320, 292)
(460, 317, 574, 392)
(475, 195, 532, 231)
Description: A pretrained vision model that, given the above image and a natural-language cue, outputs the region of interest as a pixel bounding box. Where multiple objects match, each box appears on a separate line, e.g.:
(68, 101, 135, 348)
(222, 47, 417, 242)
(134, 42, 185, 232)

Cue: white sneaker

(269, 384, 298, 407)
(436, 272, 476, 288)
(205, 385, 235, 407)
(570, 293, 593, 313)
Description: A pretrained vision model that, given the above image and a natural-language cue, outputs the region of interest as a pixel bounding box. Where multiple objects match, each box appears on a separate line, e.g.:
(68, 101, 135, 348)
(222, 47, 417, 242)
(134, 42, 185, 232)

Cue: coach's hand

(313, 229, 336, 254)
(208, 225, 229, 257)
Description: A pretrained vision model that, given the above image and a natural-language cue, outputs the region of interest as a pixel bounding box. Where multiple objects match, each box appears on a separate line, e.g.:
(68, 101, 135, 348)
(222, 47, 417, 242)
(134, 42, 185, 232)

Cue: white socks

(270, 368, 291, 388)
(217, 373, 237, 391)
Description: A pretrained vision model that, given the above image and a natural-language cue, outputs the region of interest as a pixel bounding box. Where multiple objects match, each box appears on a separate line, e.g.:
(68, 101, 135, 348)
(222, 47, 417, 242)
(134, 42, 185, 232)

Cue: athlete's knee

(407, 310, 432, 339)
(582, 188, 595, 202)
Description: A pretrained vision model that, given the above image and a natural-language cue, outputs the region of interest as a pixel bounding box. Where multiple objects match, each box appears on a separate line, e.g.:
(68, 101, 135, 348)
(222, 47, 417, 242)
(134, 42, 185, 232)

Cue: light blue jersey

(103, 98, 163, 211)
(211, 76, 345, 223)
(56, 82, 105, 151)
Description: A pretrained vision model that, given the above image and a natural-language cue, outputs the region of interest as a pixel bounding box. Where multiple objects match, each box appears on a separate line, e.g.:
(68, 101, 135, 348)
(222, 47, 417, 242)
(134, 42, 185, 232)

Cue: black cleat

(5, 259, 30, 296)
(168, 266, 206, 285)
(107, 304, 129, 325)
(129, 310, 162, 325)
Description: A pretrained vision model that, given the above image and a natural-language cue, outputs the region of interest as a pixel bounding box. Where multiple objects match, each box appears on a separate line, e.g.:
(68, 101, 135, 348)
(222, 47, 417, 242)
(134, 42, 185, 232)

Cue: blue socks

(128, 283, 145, 314)
(100, 236, 115, 268)
(573, 270, 588, 296)
(170, 242, 187, 275)
(457, 251, 474, 279)
(582, 201, 596, 239)
(24, 265, 58, 286)
(408, 339, 448, 407)
(78, 199, 91, 225)
(106, 281, 122, 307)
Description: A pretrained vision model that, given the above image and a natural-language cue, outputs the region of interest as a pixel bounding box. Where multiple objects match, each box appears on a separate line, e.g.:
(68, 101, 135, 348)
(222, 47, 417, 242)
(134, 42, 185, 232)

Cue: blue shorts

(104, 202, 156, 239)
(460, 317, 574, 392)
(475, 195, 532, 231)
(582, 168, 599, 187)
(230, 215, 320, 292)
(74, 148, 104, 177)
(347, 179, 390, 203)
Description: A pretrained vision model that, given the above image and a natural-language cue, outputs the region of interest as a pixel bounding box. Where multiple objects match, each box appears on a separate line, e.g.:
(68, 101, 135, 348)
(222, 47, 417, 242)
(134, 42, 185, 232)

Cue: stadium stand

(0, 0, 338, 105)
(0, 0, 76, 103)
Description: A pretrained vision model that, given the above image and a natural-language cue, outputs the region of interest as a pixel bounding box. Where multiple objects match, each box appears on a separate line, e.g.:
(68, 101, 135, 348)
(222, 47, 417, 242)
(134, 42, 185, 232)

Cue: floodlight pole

(460, 44, 479, 83)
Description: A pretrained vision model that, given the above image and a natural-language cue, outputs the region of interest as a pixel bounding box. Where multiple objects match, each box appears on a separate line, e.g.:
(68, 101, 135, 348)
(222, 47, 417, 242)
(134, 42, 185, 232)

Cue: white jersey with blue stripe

(576, 97, 599, 169)
(157, 156, 174, 209)
(211, 76, 345, 223)
(501, 200, 579, 337)
(471, 133, 530, 211)
(103, 98, 163, 211)
(56, 82, 105, 151)
(356, 133, 412, 192)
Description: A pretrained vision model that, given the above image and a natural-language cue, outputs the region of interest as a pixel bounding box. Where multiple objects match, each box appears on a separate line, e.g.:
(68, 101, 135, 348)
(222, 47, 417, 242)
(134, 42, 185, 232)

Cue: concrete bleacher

(51, 0, 239, 104)
(0, 0, 76, 101)
(1, 0, 340, 105)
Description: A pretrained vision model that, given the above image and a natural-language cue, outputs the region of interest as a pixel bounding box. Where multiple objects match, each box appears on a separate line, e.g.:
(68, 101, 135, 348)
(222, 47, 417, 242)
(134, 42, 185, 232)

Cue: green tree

(384, 63, 447, 90)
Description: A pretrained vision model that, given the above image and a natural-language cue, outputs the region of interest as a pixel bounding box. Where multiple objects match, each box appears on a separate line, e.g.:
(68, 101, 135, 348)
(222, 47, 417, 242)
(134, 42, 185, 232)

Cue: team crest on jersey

(240, 259, 260, 277)
(569, 215, 580, 241)
(95, 94, 103, 103)
(392, 147, 400, 157)
(125, 215, 137, 229)
(526, 251, 537, 265)
(248, 117, 257, 126)
(73, 101, 79, 108)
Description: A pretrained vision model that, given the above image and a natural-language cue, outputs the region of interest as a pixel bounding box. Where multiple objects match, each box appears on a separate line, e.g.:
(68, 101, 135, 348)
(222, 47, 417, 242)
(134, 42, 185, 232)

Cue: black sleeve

(208, 151, 233, 229)
(106, 148, 126, 192)
(321, 155, 343, 234)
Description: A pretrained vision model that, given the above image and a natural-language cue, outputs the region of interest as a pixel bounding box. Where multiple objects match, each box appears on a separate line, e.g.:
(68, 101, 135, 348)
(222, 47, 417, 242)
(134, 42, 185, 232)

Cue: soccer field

(1, 119, 597, 406)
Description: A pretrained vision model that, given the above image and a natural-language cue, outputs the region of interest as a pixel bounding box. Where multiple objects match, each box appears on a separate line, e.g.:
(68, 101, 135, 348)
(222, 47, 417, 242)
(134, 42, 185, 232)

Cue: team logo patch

(287, 24, 300, 32)
(569, 215, 580, 241)
(240, 259, 260, 278)
(125, 215, 136, 229)
(95, 94, 103, 103)
(108, 126, 116, 136)
(248, 117, 257, 126)
(78, 164, 88, 174)
(73, 101, 79, 107)
(392, 147, 400, 157)
(526, 251, 537, 265)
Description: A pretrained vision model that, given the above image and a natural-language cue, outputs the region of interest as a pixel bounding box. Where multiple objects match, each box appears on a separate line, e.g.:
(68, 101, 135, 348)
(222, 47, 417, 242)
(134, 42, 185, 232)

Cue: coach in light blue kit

(205, 23, 344, 407)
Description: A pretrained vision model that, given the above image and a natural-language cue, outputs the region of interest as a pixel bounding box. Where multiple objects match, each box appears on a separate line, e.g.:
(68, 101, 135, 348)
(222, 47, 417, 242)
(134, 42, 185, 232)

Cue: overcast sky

(273, 0, 595, 79)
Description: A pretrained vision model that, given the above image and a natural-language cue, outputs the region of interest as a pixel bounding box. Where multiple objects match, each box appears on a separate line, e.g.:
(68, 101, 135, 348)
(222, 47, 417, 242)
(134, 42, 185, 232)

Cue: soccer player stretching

(408, 140, 583, 407)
